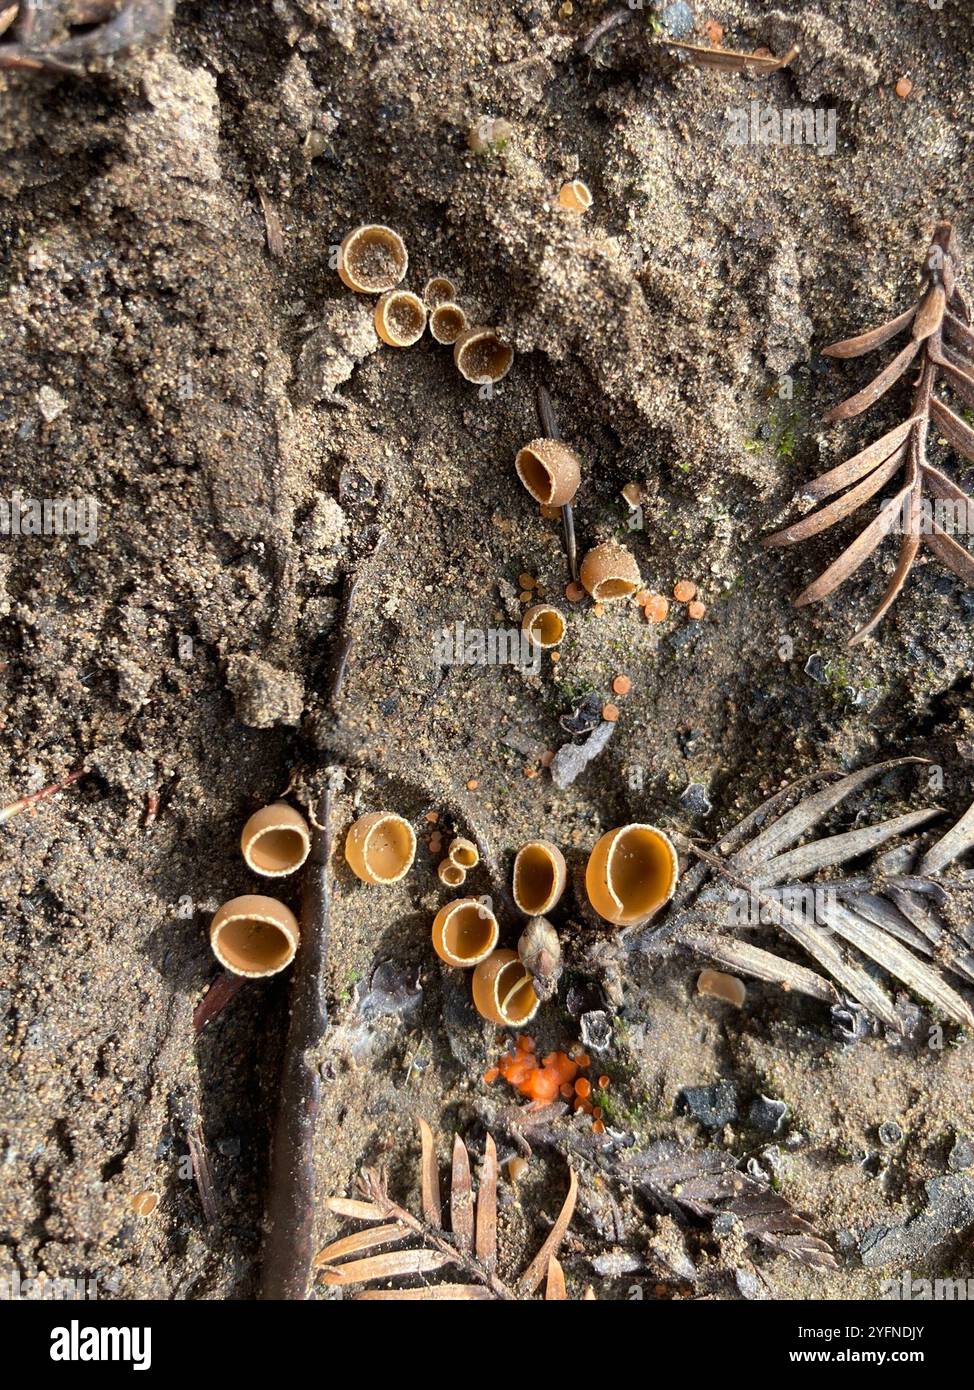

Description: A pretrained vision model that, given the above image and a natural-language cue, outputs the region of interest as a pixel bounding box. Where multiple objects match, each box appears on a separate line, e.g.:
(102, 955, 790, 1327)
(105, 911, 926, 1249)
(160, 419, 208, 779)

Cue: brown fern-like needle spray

(765, 221, 974, 644)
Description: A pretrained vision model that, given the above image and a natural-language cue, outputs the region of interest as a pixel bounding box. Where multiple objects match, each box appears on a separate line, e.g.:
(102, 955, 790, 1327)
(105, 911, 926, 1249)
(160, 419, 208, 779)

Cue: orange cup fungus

(585, 823, 679, 927)
(453, 326, 514, 385)
(522, 604, 566, 649)
(210, 894, 300, 978)
(345, 812, 416, 885)
(240, 802, 311, 878)
(471, 949, 539, 1028)
(374, 289, 427, 347)
(337, 224, 408, 293)
(432, 897, 499, 967)
(579, 542, 641, 602)
(512, 840, 567, 916)
(515, 438, 581, 508)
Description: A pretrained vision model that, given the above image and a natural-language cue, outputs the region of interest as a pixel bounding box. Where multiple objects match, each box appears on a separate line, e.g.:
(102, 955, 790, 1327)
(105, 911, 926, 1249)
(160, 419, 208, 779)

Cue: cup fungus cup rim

(345, 811, 417, 885)
(338, 224, 408, 293)
(472, 948, 540, 1028)
(521, 604, 566, 649)
(579, 541, 641, 602)
(515, 438, 581, 507)
(453, 325, 515, 385)
(375, 289, 427, 347)
(585, 823, 679, 927)
(429, 302, 467, 344)
(448, 836, 479, 869)
(559, 179, 593, 211)
(210, 894, 300, 978)
(438, 859, 467, 887)
(423, 276, 457, 308)
(512, 840, 567, 916)
(432, 896, 500, 967)
(240, 802, 311, 878)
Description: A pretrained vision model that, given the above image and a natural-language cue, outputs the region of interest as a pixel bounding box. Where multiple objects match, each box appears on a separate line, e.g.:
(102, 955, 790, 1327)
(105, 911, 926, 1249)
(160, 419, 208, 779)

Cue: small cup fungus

(240, 802, 311, 878)
(438, 858, 467, 888)
(210, 894, 300, 977)
(345, 812, 416, 885)
(467, 117, 514, 154)
(423, 276, 457, 308)
(579, 542, 641, 602)
(374, 289, 427, 347)
(432, 896, 499, 967)
(513, 841, 567, 916)
(337, 224, 408, 293)
(472, 949, 540, 1028)
(448, 836, 479, 869)
(429, 301, 467, 344)
(453, 326, 514, 385)
(515, 438, 581, 507)
(521, 604, 566, 649)
(558, 180, 592, 213)
(585, 824, 679, 927)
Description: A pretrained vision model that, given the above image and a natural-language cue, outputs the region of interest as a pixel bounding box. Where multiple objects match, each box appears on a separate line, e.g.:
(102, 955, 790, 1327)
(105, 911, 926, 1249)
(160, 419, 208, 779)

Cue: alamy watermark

(434, 621, 542, 675)
(883, 1270, 974, 1300)
(0, 490, 98, 547)
(726, 102, 837, 155)
(0, 1270, 98, 1300)
(722, 885, 837, 927)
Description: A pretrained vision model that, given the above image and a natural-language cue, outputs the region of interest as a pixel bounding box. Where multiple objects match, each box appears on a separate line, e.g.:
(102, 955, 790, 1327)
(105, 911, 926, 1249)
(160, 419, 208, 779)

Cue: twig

(188, 1119, 218, 1225)
(535, 383, 578, 581)
(0, 0, 172, 74)
(579, 6, 636, 56)
(193, 970, 245, 1032)
(260, 784, 333, 1300)
(0, 768, 85, 825)
(358, 1167, 517, 1301)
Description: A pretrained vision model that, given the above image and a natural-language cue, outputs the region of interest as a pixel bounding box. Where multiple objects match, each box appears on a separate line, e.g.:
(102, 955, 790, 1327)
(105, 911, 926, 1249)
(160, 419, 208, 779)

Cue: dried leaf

(793, 484, 909, 606)
(317, 1248, 453, 1286)
(355, 1283, 493, 1300)
(324, 1197, 386, 1221)
(418, 1118, 442, 1227)
(476, 1134, 498, 1269)
(926, 525, 974, 585)
(921, 801, 974, 876)
(545, 1255, 568, 1300)
(912, 284, 946, 340)
(945, 310, 974, 355)
(931, 397, 974, 464)
(848, 527, 922, 645)
(751, 807, 942, 887)
(314, 1223, 407, 1266)
(821, 304, 916, 359)
(682, 932, 839, 1003)
(450, 1135, 474, 1254)
(0, 6, 17, 39)
(799, 419, 915, 502)
(518, 1168, 578, 1295)
(764, 445, 906, 547)
(664, 39, 799, 73)
(824, 337, 921, 423)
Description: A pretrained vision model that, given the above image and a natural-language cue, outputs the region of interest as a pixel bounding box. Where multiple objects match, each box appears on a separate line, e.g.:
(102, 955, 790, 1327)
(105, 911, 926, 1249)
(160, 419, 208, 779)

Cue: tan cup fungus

(345, 812, 416, 885)
(448, 836, 479, 869)
(240, 802, 311, 878)
(585, 824, 679, 927)
(579, 542, 641, 602)
(467, 117, 514, 153)
(453, 326, 514, 385)
(429, 302, 467, 345)
(210, 894, 300, 978)
(337, 224, 408, 293)
(423, 276, 457, 308)
(432, 897, 499, 967)
(522, 604, 566, 649)
(374, 289, 427, 347)
(472, 949, 540, 1028)
(438, 859, 466, 888)
(515, 438, 581, 507)
(558, 179, 592, 212)
(512, 841, 567, 916)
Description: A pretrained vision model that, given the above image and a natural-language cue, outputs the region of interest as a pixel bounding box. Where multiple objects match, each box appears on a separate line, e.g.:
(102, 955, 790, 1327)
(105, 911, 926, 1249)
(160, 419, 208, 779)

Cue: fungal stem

(535, 383, 578, 580)
(260, 780, 334, 1301)
(0, 768, 85, 825)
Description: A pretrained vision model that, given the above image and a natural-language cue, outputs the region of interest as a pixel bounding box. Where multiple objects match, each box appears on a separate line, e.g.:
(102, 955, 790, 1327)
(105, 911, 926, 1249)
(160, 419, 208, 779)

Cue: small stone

(676, 1080, 739, 1129)
(948, 1135, 974, 1171)
(580, 1010, 613, 1052)
(878, 1120, 904, 1146)
(680, 782, 712, 817)
(749, 1095, 789, 1135)
(659, 2, 695, 38)
(37, 385, 68, 422)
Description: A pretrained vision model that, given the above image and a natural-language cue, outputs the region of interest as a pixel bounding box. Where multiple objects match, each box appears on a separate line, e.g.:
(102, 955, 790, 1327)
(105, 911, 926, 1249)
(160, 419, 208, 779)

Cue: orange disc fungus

(585, 823, 679, 927)
(210, 894, 300, 978)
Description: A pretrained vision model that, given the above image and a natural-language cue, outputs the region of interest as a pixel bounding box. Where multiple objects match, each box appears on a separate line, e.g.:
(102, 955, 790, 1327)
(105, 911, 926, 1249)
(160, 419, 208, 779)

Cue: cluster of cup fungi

(336, 223, 513, 386)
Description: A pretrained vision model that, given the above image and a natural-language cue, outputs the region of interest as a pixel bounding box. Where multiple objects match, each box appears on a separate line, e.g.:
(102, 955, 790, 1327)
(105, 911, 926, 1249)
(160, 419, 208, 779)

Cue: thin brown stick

(536, 382, 578, 580)
(260, 784, 332, 1300)
(0, 768, 86, 825)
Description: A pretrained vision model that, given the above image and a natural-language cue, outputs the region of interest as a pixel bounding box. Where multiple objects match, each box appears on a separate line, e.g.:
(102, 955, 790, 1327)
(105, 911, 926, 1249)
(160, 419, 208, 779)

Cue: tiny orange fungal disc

(240, 802, 311, 878)
(472, 948, 540, 1028)
(585, 824, 679, 928)
(697, 968, 747, 1008)
(345, 811, 416, 885)
(429, 301, 468, 345)
(558, 179, 592, 213)
(438, 858, 467, 888)
(522, 604, 566, 649)
(337, 224, 408, 293)
(453, 325, 514, 385)
(423, 276, 457, 308)
(210, 894, 300, 978)
(515, 438, 581, 507)
(374, 289, 427, 347)
(579, 541, 641, 602)
(448, 836, 479, 869)
(512, 841, 567, 916)
(432, 896, 499, 967)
